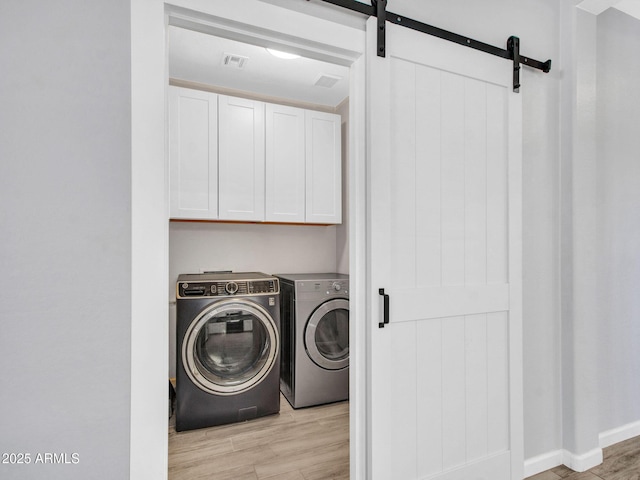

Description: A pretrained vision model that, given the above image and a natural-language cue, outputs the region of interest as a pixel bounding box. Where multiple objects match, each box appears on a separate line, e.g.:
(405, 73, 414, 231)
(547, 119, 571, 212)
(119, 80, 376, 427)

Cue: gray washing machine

(175, 272, 280, 431)
(276, 273, 349, 408)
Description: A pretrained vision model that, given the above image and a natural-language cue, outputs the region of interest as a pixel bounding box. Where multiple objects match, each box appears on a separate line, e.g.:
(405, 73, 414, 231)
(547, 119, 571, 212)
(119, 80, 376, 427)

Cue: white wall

(0, 2, 132, 479)
(560, 5, 602, 466)
(130, 0, 168, 478)
(597, 8, 640, 435)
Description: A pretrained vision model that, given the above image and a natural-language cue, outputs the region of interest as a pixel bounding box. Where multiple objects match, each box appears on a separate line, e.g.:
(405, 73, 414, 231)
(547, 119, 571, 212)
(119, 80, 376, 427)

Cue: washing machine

(175, 272, 280, 431)
(276, 273, 349, 409)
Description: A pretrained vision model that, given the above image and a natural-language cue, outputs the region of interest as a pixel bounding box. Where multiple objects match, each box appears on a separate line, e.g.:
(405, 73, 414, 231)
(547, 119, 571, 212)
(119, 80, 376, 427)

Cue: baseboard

(562, 447, 603, 472)
(524, 421, 640, 477)
(599, 420, 640, 448)
(524, 447, 603, 477)
(524, 450, 563, 478)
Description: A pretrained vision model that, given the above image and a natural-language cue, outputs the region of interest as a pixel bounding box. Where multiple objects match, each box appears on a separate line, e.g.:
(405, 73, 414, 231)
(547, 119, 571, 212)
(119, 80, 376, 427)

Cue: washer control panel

(177, 278, 279, 298)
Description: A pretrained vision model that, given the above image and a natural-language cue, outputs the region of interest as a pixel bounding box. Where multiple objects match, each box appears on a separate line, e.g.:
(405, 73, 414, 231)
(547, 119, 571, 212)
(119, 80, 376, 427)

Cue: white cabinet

(168, 86, 342, 224)
(305, 110, 342, 224)
(168, 87, 218, 220)
(265, 106, 342, 224)
(265, 104, 306, 222)
(218, 95, 265, 222)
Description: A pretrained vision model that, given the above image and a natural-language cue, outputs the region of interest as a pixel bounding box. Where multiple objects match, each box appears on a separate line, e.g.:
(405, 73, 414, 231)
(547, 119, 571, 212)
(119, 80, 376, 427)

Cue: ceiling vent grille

(222, 53, 249, 69)
(314, 74, 342, 88)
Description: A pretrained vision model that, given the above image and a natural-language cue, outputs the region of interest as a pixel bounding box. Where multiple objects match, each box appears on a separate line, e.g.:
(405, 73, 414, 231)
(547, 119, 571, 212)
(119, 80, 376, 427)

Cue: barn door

(367, 17, 523, 480)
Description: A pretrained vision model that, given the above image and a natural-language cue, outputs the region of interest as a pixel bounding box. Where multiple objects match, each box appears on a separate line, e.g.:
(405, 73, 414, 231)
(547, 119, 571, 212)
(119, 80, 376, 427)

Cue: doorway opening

(164, 6, 365, 477)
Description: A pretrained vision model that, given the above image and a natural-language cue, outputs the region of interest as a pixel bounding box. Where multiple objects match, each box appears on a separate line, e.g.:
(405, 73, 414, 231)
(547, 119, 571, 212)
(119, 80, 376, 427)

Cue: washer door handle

(378, 288, 389, 328)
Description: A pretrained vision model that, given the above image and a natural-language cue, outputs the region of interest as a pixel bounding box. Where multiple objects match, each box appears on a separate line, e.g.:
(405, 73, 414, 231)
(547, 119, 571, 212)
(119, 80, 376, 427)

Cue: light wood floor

(168, 395, 349, 480)
(526, 435, 640, 480)
(170, 397, 639, 480)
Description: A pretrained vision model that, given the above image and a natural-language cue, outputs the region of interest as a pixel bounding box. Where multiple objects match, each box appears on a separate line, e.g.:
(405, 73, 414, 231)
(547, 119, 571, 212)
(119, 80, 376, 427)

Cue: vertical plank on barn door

(367, 16, 522, 480)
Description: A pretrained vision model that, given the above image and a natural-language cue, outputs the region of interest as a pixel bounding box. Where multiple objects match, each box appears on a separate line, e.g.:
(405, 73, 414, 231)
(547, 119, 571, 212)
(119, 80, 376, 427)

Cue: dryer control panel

(295, 279, 349, 298)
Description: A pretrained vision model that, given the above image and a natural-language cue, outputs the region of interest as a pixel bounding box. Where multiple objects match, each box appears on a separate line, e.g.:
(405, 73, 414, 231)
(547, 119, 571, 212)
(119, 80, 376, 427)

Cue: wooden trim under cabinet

(169, 219, 337, 227)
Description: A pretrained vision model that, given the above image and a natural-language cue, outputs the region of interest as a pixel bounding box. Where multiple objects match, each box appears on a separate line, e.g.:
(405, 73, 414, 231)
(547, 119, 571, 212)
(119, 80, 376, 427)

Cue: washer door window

(183, 300, 278, 395)
(305, 298, 349, 370)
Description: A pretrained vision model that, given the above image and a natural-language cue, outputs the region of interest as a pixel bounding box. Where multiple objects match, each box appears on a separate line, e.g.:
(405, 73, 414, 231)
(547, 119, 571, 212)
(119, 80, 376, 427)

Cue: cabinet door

(305, 110, 342, 224)
(218, 95, 265, 221)
(265, 104, 306, 223)
(168, 87, 218, 219)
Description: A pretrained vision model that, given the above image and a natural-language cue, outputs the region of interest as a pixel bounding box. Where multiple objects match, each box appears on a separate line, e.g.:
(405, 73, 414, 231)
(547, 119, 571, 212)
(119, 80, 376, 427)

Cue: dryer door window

(305, 298, 349, 370)
(183, 300, 279, 395)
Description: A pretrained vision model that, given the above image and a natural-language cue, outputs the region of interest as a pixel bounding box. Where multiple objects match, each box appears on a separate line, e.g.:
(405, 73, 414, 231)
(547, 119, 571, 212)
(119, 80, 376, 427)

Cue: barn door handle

(378, 288, 389, 328)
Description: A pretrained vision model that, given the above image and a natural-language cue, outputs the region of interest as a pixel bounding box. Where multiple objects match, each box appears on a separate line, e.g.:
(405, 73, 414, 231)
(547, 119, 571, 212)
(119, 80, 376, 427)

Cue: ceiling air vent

(314, 74, 342, 88)
(222, 53, 249, 69)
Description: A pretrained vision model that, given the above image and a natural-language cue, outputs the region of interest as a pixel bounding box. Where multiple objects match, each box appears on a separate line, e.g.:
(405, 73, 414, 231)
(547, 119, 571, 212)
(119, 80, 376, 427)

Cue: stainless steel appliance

(175, 272, 280, 431)
(276, 273, 349, 408)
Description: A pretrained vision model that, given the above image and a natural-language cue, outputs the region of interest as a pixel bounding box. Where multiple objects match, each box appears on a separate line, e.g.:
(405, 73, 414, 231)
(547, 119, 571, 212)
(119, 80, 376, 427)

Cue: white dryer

(276, 273, 349, 408)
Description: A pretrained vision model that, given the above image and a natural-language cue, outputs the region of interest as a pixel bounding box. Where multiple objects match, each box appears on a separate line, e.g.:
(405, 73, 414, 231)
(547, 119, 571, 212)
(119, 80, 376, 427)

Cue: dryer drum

(305, 298, 349, 370)
(314, 314, 349, 361)
(183, 300, 278, 396)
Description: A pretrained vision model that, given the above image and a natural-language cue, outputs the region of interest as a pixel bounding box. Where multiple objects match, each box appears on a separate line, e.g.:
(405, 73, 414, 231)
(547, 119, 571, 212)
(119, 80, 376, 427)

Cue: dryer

(175, 272, 280, 431)
(276, 273, 349, 409)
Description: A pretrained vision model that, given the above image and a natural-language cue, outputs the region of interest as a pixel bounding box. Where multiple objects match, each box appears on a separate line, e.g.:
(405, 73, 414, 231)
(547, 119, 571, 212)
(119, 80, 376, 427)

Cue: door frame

(131, 1, 368, 478)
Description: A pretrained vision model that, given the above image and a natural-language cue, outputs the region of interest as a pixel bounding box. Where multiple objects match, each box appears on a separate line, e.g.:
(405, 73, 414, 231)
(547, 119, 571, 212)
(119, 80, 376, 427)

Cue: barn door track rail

(320, 0, 552, 92)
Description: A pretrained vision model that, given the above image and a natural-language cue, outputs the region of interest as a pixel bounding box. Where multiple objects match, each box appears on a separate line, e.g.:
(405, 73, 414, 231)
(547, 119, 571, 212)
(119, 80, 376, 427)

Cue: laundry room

(166, 17, 352, 479)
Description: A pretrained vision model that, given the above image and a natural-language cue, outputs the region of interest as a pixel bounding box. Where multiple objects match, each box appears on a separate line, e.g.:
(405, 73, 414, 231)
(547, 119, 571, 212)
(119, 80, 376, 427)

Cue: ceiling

(577, 0, 640, 19)
(168, 25, 350, 108)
